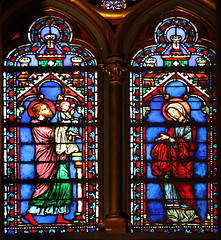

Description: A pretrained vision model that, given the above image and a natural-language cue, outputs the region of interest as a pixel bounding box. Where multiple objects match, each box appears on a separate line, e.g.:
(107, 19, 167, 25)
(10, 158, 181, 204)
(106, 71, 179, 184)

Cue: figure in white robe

(55, 100, 81, 155)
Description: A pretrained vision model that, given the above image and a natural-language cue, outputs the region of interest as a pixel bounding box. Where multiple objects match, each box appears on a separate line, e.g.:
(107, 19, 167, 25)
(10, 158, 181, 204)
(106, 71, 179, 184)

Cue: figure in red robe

(151, 100, 200, 223)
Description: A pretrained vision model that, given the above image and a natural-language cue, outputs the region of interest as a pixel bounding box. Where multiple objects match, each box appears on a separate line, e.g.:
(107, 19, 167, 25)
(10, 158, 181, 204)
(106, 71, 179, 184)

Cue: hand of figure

(68, 135, 73, 141)
(155, 134, 169, 141)
(70, 109, 75, 115)
(68, 131, 74, 141)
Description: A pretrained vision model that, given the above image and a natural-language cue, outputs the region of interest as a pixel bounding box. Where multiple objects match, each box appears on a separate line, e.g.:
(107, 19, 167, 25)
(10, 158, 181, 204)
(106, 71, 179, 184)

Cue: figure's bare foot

(56, 214, 70, 224)
(24, 213, 38, 225)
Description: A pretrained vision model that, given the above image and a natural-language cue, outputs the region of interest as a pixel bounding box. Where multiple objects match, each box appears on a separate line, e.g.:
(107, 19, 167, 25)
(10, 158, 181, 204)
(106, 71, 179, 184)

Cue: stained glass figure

(102, 0, 126, 10)
(3, 16, 99, 233)
(129, 17, 216, 233)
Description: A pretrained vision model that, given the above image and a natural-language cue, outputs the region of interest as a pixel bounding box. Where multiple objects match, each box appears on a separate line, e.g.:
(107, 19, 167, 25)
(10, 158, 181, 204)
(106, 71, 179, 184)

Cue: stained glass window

(129, 17, 217, 233)
(102, 0, 126, 10)
(3, 16, 99, 233)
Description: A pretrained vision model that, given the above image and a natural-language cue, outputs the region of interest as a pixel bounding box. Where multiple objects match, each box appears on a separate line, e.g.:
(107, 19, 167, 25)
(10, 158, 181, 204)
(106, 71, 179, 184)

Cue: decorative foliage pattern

(130, 17, 217, 233)
(3, 16, 99, 234)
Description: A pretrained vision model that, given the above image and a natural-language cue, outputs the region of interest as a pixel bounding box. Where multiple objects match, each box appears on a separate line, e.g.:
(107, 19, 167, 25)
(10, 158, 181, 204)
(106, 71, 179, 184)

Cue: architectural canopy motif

(132, 17, 215, 68)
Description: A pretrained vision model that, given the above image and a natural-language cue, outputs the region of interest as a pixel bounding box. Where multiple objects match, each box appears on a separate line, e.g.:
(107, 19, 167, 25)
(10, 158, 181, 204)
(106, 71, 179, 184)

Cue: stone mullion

(102, 58, 127, 233)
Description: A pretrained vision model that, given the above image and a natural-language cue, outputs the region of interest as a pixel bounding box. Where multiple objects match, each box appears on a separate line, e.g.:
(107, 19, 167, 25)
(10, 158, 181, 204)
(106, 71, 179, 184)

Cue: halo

(56, 95, 76, 111)
(162, 98, 190, 121)
(27, 98, 56, 119)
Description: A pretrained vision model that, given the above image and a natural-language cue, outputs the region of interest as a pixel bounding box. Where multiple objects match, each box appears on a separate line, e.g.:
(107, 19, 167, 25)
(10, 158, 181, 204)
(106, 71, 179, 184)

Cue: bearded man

(24, 100, 71, 225)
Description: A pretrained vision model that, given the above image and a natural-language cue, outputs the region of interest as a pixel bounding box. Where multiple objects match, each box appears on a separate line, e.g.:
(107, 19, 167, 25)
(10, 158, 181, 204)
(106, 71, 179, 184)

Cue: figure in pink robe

(24, 101, 71, 225)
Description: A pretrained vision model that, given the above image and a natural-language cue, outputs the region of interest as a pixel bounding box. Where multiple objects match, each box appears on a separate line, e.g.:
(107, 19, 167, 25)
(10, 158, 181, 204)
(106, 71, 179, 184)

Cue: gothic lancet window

(129, 16, 217, 233)
(3, 16, 100, 234)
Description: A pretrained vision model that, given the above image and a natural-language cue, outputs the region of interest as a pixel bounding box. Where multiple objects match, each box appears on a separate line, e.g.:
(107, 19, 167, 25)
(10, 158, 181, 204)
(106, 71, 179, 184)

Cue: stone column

(103, 57, 127, 233)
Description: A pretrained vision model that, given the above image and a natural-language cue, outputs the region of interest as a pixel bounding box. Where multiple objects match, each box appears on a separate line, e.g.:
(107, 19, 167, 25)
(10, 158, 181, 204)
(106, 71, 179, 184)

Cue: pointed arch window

(129, 16, 217, 233)
(3, 16, 100, 233)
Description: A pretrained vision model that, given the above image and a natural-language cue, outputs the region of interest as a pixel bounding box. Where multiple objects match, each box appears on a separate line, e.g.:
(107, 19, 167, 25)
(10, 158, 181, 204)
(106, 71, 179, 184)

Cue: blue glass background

(39, 82, 62, 101)
(188, 96, 207, 122)
(146, 201, 166, 222)
(165, 81, 187, 97)
(146, 97, 166, 123)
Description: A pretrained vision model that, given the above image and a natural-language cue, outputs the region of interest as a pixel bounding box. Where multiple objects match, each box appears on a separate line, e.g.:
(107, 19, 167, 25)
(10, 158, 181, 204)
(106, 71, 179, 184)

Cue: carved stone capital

(103, 61, 127, 83)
